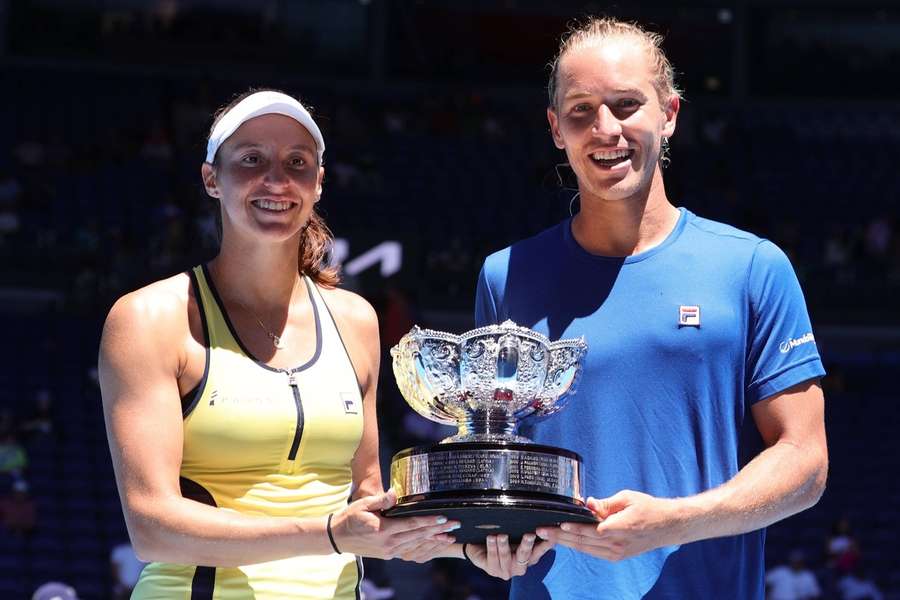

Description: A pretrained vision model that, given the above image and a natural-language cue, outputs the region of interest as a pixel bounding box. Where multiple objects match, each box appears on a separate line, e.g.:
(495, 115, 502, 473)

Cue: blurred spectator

(0, 430, 28, 482)
(0, 479, 37, 537)
(110, 541, 146, 600)
(140, 121, 174, 161)
(864, 216, 892, 259)
(31, 581, 79, 600)
(837, 567, 883, 600)
(425, 235, 473, 302)
(13, 140, 46, 168)
(826, 517, 861, 574)
(330, 159, 363, 191)
(0, 168, 22, 240)
(383, 109, 407, 134)
(765, 549, 821, 600)
(19, 388, 56, 441)
(377, 285, 417, 349)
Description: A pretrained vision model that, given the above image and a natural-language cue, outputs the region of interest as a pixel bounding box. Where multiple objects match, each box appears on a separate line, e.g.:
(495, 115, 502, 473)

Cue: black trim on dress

(312, 283, 365, 396)
(179, 476, 218, 599)
(190, 566, 216, 600)
(183, 268, 211, 418)
(200, 264, 323, 373)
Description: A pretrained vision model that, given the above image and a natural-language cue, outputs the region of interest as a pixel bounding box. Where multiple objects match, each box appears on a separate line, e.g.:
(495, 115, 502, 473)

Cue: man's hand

(465, 533, 554, 580)
(536, 491, 684, 561)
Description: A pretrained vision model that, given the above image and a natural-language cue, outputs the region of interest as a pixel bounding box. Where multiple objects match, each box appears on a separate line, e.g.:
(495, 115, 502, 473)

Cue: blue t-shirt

(475, 208, 825, 600)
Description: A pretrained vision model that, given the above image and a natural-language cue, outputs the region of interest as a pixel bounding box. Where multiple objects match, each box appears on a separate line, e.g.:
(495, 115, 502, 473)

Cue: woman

(99, 89, 461, 599)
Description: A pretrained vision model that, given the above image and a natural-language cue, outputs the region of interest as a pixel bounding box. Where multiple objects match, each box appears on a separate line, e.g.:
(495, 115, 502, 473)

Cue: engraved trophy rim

(389, 320, 587, 352)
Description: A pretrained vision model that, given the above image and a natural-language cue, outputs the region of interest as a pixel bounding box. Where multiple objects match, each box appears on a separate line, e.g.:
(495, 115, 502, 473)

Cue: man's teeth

(253, 200, 292, 211)
(591, 150, 631, 161)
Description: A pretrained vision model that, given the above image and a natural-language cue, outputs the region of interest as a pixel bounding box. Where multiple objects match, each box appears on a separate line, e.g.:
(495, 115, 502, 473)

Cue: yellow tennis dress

(133, 265, 365, 599)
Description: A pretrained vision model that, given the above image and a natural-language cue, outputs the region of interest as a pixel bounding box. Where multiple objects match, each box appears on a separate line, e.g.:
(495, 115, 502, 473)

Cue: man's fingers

(552, 530, 619, 554)
(530, 538, 555, 564)
(560, 521, 603, 537)
(535, 526, 562, 543)
(515, 533, 535, 562)
(497, 534, 513, 579)
(485, 535, 502, 576)
(588, 491, 632, 519)
(512, 534, 536, 575)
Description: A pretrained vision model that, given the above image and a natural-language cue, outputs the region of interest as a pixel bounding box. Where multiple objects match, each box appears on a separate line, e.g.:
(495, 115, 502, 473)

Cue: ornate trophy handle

(529, 337, 587, 419)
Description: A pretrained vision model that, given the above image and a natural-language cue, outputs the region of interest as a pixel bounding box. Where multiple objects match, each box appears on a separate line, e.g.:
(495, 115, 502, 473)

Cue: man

(474, 17, 827, 599)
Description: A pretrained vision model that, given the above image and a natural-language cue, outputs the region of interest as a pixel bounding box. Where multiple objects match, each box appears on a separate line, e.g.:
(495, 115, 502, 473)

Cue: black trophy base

(384, 493, 597, 545)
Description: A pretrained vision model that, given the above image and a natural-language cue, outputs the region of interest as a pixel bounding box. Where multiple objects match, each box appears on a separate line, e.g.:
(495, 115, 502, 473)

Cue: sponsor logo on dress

(208, 390, 280, 406)
(341, 392, 359, 415)
(679, 305, 701, 327)
(779, 332, 815, 354)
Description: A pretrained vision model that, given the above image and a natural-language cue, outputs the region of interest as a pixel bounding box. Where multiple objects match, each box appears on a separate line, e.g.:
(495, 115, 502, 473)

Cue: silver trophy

(384, 320, 596, 543)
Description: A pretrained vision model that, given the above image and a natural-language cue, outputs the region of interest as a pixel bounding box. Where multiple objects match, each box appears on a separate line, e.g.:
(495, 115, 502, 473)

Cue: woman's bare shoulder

(102, 272, 194, 347)
(317, 285, 378, 332)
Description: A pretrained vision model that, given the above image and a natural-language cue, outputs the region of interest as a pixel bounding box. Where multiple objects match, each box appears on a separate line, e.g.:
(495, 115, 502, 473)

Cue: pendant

(272, 335, 286, 350)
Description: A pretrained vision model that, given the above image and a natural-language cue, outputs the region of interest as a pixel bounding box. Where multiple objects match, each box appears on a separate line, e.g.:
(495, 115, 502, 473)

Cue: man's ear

(661, 95, 680, 139)
(201, 162, 219, 198)
(547, 107, 565, 150)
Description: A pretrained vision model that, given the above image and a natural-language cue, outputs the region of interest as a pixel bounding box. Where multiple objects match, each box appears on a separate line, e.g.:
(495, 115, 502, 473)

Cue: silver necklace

(250, 314, 287, 350)
(229, 278, 300, 351)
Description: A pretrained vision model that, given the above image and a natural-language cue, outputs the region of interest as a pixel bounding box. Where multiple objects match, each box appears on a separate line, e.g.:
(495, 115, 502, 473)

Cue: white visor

(205, 91, 325, 164)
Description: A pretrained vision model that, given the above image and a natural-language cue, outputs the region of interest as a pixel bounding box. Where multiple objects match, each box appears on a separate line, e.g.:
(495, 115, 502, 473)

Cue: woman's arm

(323, 288, 460, 560)
(101, 283, 453, 567)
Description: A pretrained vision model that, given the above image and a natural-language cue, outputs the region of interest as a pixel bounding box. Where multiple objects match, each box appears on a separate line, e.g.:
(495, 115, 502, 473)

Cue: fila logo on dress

(679, 305, 701, 327)
(341, 392, 359, 415)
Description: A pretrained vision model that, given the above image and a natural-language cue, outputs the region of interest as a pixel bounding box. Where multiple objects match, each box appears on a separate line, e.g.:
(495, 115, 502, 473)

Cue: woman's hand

(465, 533, 553, 580)
(330, 489, 460, 560)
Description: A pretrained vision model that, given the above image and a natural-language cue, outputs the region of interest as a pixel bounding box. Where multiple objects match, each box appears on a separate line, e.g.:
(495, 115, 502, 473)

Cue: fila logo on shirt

(340, 392, 359, 415)
(679, 305, 701, 327)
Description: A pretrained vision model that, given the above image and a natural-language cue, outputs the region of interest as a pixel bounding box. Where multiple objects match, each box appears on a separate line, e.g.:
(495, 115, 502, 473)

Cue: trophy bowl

(384, 320, 596, 544)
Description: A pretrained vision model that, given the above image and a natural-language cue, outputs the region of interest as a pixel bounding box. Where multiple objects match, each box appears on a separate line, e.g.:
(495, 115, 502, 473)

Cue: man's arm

(537, 380, 827, 560)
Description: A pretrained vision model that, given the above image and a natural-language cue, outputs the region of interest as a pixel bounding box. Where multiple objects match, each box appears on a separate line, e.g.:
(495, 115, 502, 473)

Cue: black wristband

(326, 513, 342, 554)
(462, 543, 471, 562)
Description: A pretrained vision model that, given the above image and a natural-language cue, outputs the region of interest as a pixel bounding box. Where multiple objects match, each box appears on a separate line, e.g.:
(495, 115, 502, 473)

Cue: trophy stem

(450, 407, 527, 443)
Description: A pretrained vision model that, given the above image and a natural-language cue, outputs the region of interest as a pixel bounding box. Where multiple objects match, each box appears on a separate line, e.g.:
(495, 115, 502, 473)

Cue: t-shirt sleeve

(746, 240, 825, 403)
(475, 262, 500, 327)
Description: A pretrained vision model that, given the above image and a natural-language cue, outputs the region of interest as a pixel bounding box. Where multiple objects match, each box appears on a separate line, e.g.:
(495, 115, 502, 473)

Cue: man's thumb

(587, 491, 629, 520)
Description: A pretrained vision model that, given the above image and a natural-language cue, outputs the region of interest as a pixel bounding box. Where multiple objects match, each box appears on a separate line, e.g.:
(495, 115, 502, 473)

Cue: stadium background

(0, 0, 898, 598)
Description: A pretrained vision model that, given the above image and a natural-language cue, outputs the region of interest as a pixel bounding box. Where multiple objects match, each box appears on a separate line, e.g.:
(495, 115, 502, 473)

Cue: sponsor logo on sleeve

(779, 332, 815, 354)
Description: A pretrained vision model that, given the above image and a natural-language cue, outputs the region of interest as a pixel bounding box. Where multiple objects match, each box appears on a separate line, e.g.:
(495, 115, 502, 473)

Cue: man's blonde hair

(548, 16, 683, 110)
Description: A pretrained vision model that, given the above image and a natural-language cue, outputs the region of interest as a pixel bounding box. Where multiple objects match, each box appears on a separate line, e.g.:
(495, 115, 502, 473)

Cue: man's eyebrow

(612, 88, 649, 99)
(563, 88, 649, 101)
